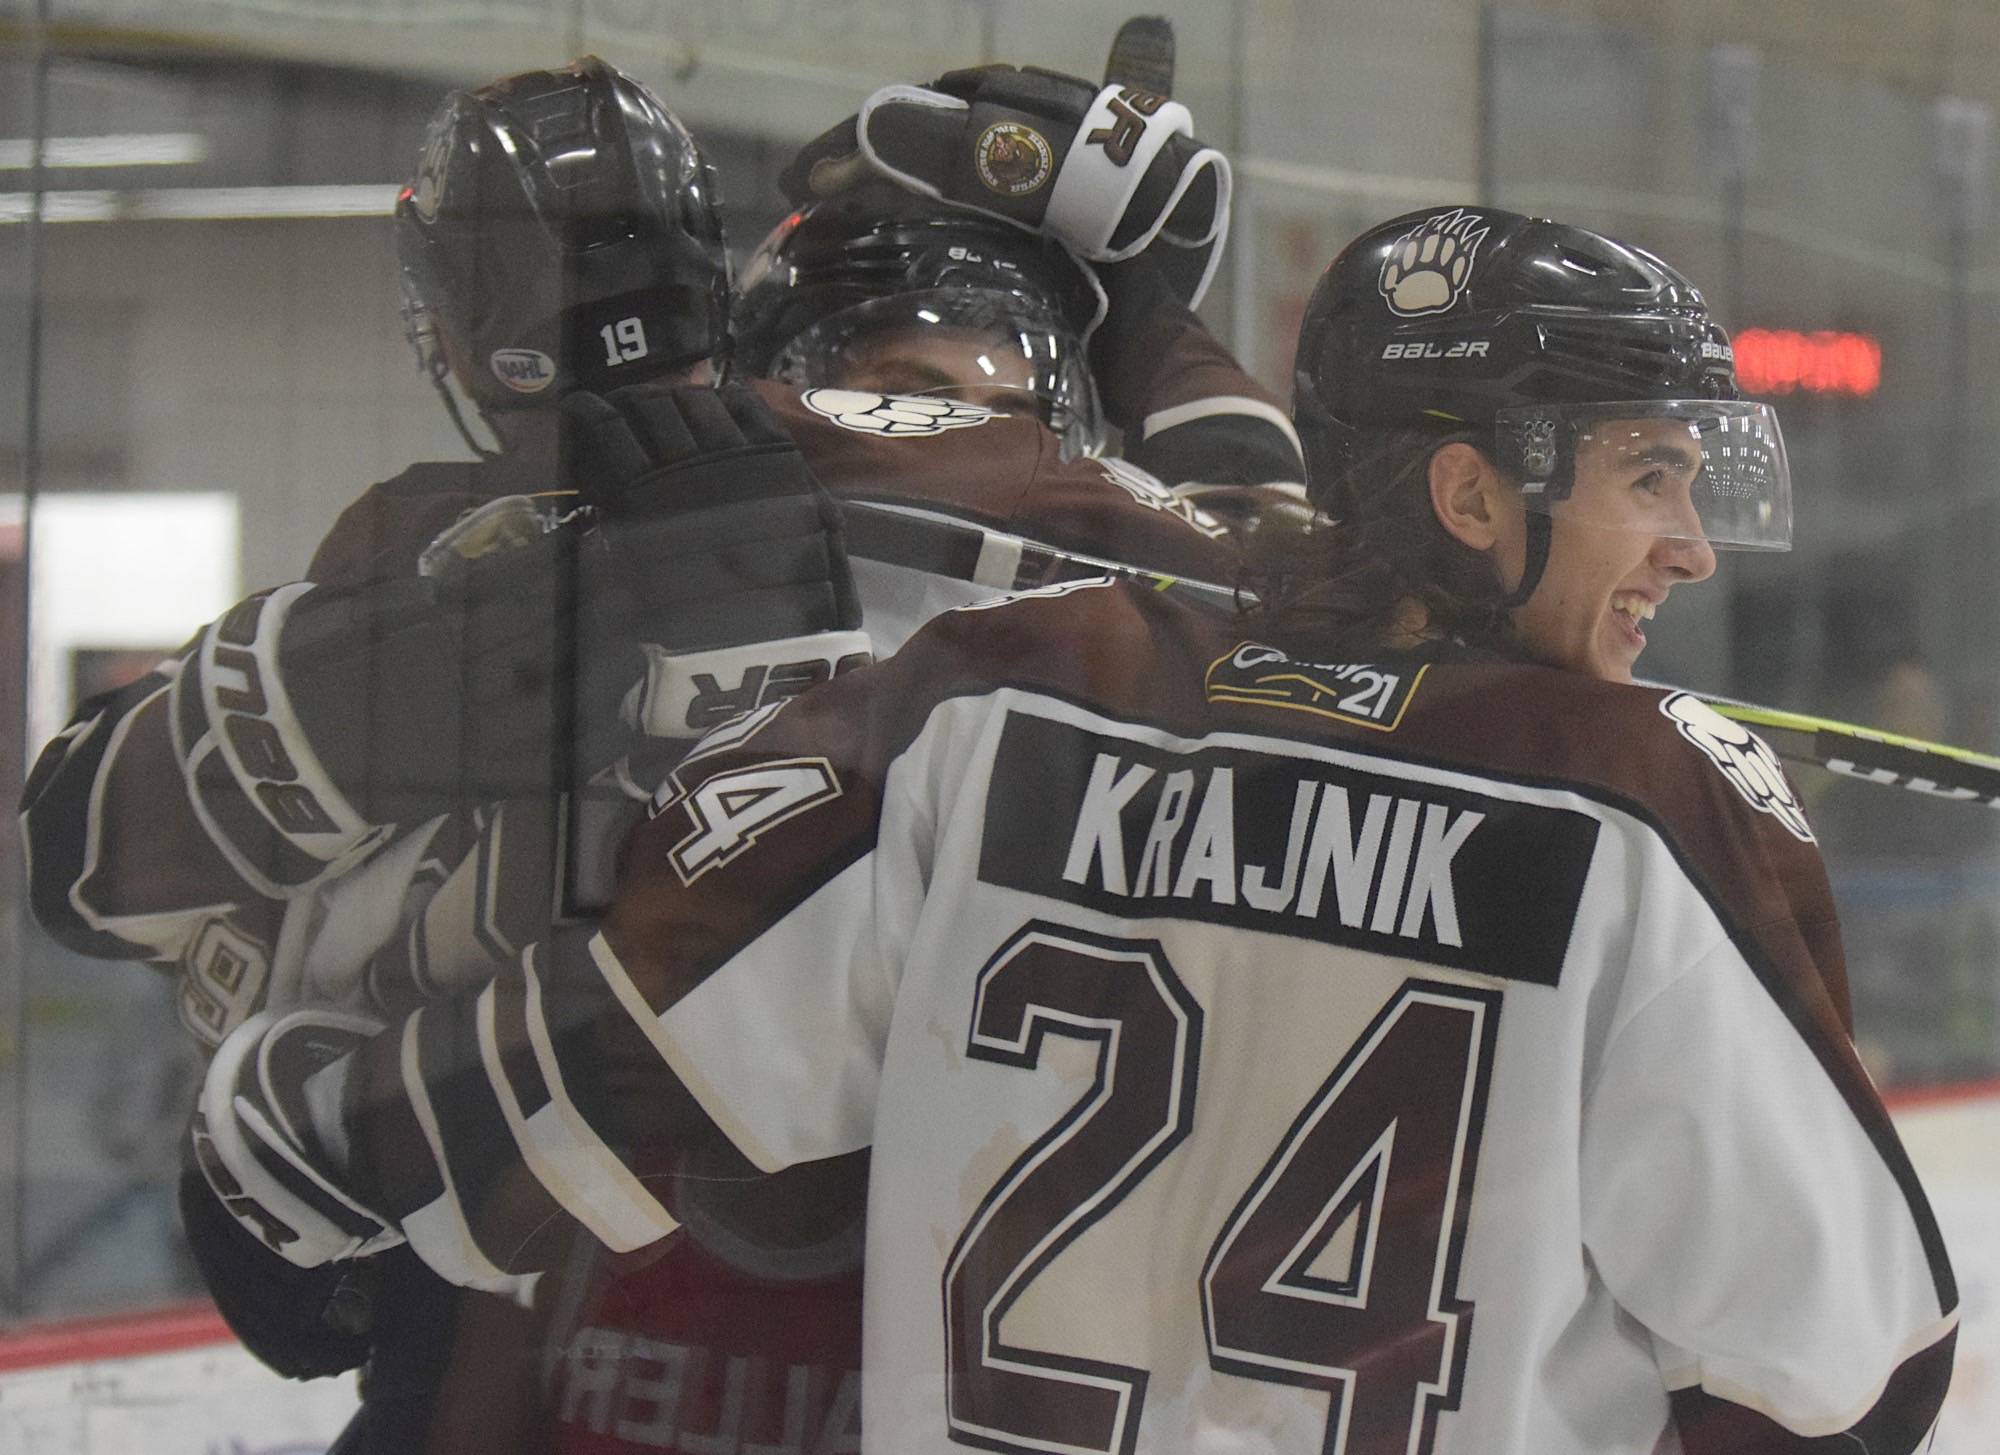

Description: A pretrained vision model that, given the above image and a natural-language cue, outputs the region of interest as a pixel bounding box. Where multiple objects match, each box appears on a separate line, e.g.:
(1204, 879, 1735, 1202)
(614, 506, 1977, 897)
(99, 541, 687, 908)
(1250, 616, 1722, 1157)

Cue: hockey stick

(840, 499, 2000, 810)
(842, 497, 1241, 610)
(1105, 16, 1176, 96)
(1654, 692, 2000, 809)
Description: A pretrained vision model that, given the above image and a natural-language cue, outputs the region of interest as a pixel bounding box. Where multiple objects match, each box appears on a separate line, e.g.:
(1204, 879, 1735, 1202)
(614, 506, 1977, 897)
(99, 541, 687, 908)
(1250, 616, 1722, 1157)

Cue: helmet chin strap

(412, 318, 504, 462)
(429, 371, 502, 462)
(1502, 509, 1551, 608)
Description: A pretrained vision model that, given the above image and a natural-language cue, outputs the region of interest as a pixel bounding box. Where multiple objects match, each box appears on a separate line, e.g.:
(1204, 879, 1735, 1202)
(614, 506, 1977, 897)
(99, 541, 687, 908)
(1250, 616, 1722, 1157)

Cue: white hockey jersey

(335, 579, 1956, 1455)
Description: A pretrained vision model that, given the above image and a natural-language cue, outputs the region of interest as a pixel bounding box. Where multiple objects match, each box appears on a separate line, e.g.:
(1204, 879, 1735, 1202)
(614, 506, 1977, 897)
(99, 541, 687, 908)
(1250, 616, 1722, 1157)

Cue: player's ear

(1428, 442, 1508, 552)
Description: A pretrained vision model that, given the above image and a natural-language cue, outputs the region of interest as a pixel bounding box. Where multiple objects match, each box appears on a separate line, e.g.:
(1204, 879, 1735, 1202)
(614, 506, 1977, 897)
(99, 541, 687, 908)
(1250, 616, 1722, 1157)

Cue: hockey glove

(190, 1007, 403, 1271)
(780, 64, 1231, 308)
(170, 517, 628, 885)
(560, 383, 872, 740)
(178, 1145, 380, 1378)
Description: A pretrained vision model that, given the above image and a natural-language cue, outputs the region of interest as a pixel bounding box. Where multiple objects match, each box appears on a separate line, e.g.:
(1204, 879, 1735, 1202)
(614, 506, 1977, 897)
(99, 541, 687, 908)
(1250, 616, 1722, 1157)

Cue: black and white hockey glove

(170, 517, 624, 891)
(189, 1008, 401, 1271)
(178, 1146, 381, 1379)
(561, 383, 872, 740)
(781, 64, 1232, 308)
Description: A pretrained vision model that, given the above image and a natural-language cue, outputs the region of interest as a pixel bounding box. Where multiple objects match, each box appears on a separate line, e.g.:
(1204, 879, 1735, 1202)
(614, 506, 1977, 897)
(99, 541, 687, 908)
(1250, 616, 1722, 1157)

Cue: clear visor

(1496, 400, 1792, 550)
(768, 288, 1104, 458)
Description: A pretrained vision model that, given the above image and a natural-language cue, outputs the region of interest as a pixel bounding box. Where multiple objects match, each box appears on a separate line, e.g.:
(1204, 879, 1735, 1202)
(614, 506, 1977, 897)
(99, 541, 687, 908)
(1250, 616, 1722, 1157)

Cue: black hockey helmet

(731, 185, 1106, 454)
(396, 56, 730, 428)
(1292, 206, 1788, 596)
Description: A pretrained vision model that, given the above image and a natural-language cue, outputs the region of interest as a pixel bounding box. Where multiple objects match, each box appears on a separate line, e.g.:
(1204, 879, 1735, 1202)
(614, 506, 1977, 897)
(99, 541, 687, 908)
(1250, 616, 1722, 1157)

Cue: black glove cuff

(596, 493, 860, 648)
(618, 440, 820, 516)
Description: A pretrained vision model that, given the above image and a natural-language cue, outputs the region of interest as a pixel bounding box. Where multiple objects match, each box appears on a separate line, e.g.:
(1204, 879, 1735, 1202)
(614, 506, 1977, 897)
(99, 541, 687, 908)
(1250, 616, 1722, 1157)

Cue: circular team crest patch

(974, 122, 1054, 197)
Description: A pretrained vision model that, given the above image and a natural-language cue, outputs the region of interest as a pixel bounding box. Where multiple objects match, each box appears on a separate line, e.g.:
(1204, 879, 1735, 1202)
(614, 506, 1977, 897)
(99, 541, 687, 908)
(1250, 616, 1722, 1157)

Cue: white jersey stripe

(1139, 394, 1304, 459)
(395, 1011, 522, 1295)
(506, 954, 679, 1251)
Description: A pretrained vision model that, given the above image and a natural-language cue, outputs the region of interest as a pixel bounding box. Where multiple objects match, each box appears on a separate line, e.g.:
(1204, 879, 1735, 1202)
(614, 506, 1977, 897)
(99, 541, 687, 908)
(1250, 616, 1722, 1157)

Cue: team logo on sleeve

(1097, 457, 1227, 539)
(1379, 208, 1489, 317)
(801, 389, 1000, 436)
(1206, 642, 1426, 731)
(1660, 692, 1815, 842)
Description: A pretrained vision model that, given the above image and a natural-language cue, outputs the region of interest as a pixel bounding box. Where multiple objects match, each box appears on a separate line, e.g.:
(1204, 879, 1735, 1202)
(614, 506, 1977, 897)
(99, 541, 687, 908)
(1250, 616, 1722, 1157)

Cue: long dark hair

(1240, 425, 1516, 658)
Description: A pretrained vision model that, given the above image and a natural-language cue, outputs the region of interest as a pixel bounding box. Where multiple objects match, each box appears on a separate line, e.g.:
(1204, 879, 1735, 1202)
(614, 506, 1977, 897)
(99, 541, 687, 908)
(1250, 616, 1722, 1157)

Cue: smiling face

(1499, 416, 1719, 682)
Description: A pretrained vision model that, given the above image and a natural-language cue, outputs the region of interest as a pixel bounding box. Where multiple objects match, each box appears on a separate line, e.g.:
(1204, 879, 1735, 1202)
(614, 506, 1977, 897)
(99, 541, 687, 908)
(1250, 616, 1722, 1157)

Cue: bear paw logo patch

(801, 389, 998, 436)
(1379, 208, 1489, 317)
(1660, 692, 1815, 842)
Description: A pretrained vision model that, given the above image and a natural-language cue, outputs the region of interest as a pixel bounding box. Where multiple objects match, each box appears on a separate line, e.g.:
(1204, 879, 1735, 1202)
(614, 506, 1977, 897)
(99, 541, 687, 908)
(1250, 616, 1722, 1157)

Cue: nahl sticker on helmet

(801, 388, 998, 436)
(1380, 208, 1489, 318)
(490, 348, 558, 394)
(1206, 642, 1427, 731)
(1660, 692, 1815, 842)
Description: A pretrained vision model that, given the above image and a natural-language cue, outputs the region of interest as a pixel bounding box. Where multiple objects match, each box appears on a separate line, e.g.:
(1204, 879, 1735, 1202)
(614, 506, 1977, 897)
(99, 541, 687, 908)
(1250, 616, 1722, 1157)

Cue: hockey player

(20, 52, 1265, 1092)
(732, 185, 1111, 452)
(21, 52, 1290, 1455)
(736, 59, 1311, 536)
(188, 206, 1956, 1453)
(530, 84, 1301, 1450)
(19, 55, 751, 1455)
(730, 184, 1308, 543)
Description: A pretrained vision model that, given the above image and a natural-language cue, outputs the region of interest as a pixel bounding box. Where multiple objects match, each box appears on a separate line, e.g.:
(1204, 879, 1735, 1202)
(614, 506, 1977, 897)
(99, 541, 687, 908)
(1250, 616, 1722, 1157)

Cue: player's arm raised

(782, 50, 1305, 529)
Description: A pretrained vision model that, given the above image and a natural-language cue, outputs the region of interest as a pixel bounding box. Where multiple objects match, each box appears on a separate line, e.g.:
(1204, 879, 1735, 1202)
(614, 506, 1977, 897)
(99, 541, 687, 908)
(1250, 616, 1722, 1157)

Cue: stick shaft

(842, 499, 2000, 809)
(1105, 16, 1176, 96)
